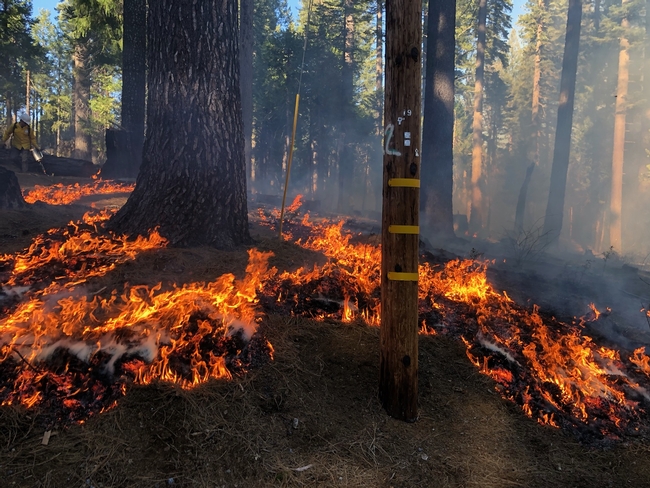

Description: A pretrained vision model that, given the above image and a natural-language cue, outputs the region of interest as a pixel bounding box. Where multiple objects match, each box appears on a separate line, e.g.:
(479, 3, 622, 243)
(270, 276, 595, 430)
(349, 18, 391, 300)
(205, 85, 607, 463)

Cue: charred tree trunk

(514, 161, 535, 235)
(73, 41, 92, 162)
(469, 0, 487, 233)
(240, 0, 254, 183)
(120, 0, 147, 178)
(610, 0, 629, 252)
(380, 0, 422, 422)
(421, 0, 456, 240)
(109, 0, 250, 249)
(0, 167, 27, 209)
(338, 0, 356, 212)
(542, 0, 582, 245)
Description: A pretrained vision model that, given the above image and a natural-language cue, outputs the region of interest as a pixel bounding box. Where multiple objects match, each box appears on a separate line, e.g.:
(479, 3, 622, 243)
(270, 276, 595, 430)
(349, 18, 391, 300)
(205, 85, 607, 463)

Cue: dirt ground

(1, 171, 650, 487)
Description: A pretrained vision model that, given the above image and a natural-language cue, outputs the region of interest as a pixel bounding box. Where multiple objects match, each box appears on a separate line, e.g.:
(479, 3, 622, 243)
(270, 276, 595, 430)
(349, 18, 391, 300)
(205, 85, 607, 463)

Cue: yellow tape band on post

(388, 225, 420, 234)
(388, 272, 419, 281)
(388, 178, 420, 188)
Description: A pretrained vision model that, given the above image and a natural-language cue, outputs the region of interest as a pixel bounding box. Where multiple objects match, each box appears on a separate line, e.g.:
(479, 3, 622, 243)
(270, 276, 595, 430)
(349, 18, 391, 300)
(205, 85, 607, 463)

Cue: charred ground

(0, 173, 649, 487)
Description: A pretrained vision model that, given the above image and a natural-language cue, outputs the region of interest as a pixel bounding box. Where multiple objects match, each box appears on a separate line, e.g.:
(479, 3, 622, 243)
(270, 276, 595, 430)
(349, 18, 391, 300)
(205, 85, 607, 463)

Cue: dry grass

(2, 314, 649, 487)
(0, 189, 649, 487)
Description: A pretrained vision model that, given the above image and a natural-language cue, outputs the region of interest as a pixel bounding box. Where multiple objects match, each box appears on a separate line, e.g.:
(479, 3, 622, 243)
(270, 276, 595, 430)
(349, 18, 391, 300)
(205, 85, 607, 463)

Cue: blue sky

(31, 0, 525, 31)
(30, 0, 303, 18)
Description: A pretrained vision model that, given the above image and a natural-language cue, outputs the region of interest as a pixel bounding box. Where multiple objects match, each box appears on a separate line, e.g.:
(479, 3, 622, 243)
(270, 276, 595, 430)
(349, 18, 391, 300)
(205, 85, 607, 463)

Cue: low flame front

(0, 193, 649, 440)
(259, 199, 650, 441)
(0, 211, 273, 421)
(23, 178, 135, 205)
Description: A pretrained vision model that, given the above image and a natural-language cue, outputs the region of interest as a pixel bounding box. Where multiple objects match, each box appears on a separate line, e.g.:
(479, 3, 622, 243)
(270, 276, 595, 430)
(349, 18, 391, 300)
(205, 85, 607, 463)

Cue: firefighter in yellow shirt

(2, 113, 39, 172)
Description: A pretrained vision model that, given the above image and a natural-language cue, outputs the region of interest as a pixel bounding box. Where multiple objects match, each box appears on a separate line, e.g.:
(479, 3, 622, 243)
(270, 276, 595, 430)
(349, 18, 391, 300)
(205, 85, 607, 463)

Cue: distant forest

(2, 0, 649, 256)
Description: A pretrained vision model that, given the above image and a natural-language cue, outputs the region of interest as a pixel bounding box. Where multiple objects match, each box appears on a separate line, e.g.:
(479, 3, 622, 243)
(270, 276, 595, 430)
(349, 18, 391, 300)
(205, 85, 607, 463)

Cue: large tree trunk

(469, 0, 487, 233)
(542, 0, 582, 245)
(609, 0, 629, 252)
(421, 0, 456, 240)
(108, 0, 250, 249)
(120, 0, 147, 178)
(240, 0, 254, 183)
(338, 0, 356, 212)
(73, 41, 92, 162)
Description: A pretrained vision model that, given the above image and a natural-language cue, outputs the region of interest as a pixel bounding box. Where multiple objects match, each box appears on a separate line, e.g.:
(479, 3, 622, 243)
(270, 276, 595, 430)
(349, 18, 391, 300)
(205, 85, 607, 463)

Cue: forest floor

(0, 171, 650, 487)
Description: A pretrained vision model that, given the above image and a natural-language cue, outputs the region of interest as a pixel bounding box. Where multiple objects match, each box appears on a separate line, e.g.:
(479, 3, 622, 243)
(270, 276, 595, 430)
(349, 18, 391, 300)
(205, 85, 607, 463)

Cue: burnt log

(0, 149, 97, 177)
(0, 167, 27, 208)
(41, 155, 98, 177)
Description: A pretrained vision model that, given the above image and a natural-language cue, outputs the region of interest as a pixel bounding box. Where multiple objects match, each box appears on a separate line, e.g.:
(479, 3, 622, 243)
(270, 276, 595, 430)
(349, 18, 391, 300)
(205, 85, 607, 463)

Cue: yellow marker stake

(388, 178, 420, 188)
(388, 225, 420, 234)
(387, 272, 419, 281)
(279, 93, 301, 239)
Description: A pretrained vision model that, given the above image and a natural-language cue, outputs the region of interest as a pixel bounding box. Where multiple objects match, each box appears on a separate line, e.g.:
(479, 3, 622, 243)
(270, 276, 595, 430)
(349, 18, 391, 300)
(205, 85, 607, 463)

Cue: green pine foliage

(31, 9, 72, 152)
(251, 0, 381, 212)
(1, 0, 649, 255)
(0, 0, 43, 122)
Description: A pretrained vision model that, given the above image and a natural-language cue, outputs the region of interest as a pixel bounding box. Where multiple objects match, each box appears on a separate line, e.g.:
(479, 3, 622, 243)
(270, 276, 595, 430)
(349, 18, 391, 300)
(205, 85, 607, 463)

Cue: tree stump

(0, 167, 27, 209)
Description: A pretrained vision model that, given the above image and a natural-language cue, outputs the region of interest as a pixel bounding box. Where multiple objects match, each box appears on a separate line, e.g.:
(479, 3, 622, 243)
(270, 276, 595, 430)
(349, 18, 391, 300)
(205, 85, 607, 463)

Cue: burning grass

(0, 190, 650, 486)
(0, 193, 649, 446)
(23, 178, 135, 206)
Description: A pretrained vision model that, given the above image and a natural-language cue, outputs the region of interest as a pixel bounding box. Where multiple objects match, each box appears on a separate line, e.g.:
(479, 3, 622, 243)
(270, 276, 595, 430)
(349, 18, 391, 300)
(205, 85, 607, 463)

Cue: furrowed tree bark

(108, 0, 251, 249)
(542, 0, 582, 245)
(380, 0, 422, 422)
(469, 0, 487, 233)
(121, 0, 146, 177)
(610, 0, 629, 253)
(73, 41, 92, 162)
(420, 0, 455, 240)
(240, 0, 254, 183)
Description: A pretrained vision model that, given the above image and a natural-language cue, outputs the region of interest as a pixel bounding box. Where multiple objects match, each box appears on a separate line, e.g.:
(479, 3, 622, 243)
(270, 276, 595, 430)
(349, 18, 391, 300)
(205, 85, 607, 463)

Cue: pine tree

(421, 0, 456, 240)
(59, 0, 121, 161)
(0, 0, 42, 124)
(543, 0, 583, 245)
(109, 0, 250, 249)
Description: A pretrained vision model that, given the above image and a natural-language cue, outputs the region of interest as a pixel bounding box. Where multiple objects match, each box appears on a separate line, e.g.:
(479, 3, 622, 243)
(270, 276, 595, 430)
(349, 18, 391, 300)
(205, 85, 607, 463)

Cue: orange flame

(2, 205, 650, 437)
(23, 180, 134, 205)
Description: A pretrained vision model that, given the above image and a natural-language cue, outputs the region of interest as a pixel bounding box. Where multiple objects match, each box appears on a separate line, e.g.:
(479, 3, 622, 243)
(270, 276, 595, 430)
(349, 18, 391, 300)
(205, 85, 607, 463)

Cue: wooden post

(379, 0, 422, 422)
